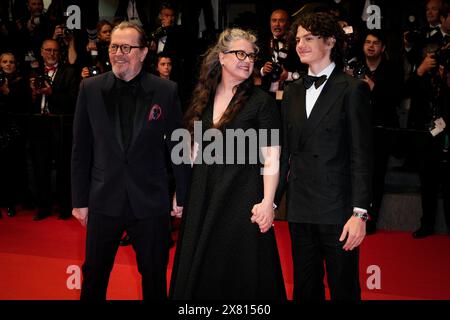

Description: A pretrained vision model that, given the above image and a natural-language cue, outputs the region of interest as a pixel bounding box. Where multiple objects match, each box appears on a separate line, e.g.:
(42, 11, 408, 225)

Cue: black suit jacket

(71, 71, 190, 218)
(276, 67, 372, 225)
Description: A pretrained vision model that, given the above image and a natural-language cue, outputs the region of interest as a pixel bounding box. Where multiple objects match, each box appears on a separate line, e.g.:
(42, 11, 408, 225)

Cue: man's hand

(72, 207, 89, 227)
(417, 53, 437, 76)
(262, 62, 273, 76)
(279, 66, 289, 82)
(339, 216, 366, 251)
(86, 39, 97, 52)
(362, 75, 375, 91)
(430, 117, 446, 137)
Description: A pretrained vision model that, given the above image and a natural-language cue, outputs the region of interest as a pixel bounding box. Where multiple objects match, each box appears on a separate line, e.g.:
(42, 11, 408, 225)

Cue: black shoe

(412, 227, 433, 239)
(120, 234, 132, 246)
(33, 211, 51, 221)
(7, 207, 16, 217)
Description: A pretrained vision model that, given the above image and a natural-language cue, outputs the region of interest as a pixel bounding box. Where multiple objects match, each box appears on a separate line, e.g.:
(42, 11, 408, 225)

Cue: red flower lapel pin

(148, 104, 162, 121)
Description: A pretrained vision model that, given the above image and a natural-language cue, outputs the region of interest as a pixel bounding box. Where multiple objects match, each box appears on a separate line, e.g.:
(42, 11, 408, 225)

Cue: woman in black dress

(170, 28, 286, 300)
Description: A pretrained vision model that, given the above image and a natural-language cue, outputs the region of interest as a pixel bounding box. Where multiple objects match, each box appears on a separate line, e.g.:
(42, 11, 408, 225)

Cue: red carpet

(1, 209, 450, 300)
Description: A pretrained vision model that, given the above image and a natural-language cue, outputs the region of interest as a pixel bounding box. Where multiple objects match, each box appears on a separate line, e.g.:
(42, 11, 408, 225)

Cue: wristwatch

(352, 210, 369, 222)
(292, 71, 300, 80)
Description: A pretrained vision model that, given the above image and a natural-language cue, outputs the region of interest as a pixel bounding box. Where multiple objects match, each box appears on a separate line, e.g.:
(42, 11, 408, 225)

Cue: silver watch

(352, 211, 369, 222)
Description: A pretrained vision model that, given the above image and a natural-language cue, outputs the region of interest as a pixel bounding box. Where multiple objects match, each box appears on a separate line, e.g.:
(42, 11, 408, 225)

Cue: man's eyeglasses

(109, 44, 145, 54)
(223, 50, 257, 62)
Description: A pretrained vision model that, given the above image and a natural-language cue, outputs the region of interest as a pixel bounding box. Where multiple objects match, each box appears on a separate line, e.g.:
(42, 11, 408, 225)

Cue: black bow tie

(301, 74, 328, 89)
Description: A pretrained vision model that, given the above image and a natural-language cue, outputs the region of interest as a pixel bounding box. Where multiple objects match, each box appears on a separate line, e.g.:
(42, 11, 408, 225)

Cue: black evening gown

(170, 87, 286, 300)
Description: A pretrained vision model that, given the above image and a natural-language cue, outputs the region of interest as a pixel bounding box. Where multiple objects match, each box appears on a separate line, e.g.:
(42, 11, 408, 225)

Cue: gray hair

(111, 21, 148, 47)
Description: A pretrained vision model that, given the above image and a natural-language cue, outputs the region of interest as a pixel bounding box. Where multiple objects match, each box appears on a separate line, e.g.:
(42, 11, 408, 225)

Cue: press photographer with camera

(52, 22, 77, 65)
(258, 9, 303, 100)
(406, 1, 450, 238)
(81, 20, 112, 79)
(358, 31, 403, 234)
(28, 38, 78, 221)
(148, 3, 184, 89)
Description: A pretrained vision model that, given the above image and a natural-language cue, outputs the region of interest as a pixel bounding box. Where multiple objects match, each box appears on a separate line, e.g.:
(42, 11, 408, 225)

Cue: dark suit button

(313, 155, 318, 159)
(124, 159, 128, 165)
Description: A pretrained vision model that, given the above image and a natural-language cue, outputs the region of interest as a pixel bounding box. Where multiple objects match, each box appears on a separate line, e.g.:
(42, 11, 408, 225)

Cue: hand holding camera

(30, 74, 52, 96)
(417, 53, 437, 76)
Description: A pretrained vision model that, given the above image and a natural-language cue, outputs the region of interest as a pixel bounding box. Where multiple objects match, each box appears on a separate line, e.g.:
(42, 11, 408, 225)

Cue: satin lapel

(292, 80, 307, 131)
(129, 76, 155, 150)
(100, 72, 124, 152)
(299, 69, 347, 147)
(287, 81, 307, 151)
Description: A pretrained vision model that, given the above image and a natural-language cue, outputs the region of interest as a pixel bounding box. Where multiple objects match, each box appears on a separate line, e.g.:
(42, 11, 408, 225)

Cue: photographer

(258, 9, 303, 100)
(358, 31, 403, 234)
(29, 39, 78, 221)
(407, 1, 450, 238)
(81, 20, 112, 79)
(0, 52, 32, 218)
(52, 23, 77, 65)
(16, 0, 52, 71)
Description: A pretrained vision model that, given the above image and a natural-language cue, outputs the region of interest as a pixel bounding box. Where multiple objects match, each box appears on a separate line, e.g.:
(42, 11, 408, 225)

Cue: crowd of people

(0, 0, 449, 301)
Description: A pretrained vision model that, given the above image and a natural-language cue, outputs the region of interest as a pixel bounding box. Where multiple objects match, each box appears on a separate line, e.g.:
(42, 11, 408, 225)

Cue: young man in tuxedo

(276, 12, 372, 300)
(71, 22, 190, 300)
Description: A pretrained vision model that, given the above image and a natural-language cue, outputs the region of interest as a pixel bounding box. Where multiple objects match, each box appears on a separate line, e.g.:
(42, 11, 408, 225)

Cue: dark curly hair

(291, 11, 345, 67)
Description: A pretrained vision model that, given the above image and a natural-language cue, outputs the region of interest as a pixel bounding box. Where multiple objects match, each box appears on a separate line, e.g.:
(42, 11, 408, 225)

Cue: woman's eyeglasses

(223, 50, 257, 62)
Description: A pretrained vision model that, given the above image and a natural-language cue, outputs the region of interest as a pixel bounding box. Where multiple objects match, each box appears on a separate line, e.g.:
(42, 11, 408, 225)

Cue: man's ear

(327, 37, 336, 48)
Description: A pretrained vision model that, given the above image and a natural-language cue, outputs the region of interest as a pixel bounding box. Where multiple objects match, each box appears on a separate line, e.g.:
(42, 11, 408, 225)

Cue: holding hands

(251, 199, 275, 233)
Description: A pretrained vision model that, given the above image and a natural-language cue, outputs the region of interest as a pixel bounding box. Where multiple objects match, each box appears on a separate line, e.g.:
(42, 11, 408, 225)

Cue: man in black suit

(275, 12, 372, 300)
(30, 39, 78, 220)
(71, 22, 190, 300)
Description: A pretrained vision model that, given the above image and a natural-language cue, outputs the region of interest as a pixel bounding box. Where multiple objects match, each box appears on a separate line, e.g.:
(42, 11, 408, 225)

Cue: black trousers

(80, 202, 171, 300)
(289, 223, 361, 301)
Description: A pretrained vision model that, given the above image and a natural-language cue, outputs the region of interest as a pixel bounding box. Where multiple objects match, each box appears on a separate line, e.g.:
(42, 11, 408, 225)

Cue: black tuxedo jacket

(276, 68, 372, 225)
(71, 71, 190, 218)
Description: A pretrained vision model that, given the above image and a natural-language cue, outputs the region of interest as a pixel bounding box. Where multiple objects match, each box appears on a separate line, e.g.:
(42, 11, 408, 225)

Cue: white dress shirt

(305, 62, 335, 118)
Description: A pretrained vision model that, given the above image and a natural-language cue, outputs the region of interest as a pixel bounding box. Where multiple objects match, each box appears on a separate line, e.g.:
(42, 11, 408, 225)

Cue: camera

(269, 62, 282, 81)
(344, 58, 368, 79)
(32, 15, 41, 25)
(403, 15, 424, 46)
(433, 47, 450, 70)
(88, 66, 100, 77)
(0, 70, 6, 87)
(150, 26, 167, 40)
(269, 47, 288, 81)
(34, 74, 52, 89)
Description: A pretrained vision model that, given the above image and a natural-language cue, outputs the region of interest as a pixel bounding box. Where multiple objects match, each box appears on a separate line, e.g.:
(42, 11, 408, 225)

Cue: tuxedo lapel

(299, 69, 347, 147)
(288, 81, 307, 147)
(129, 73, 155, 151)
